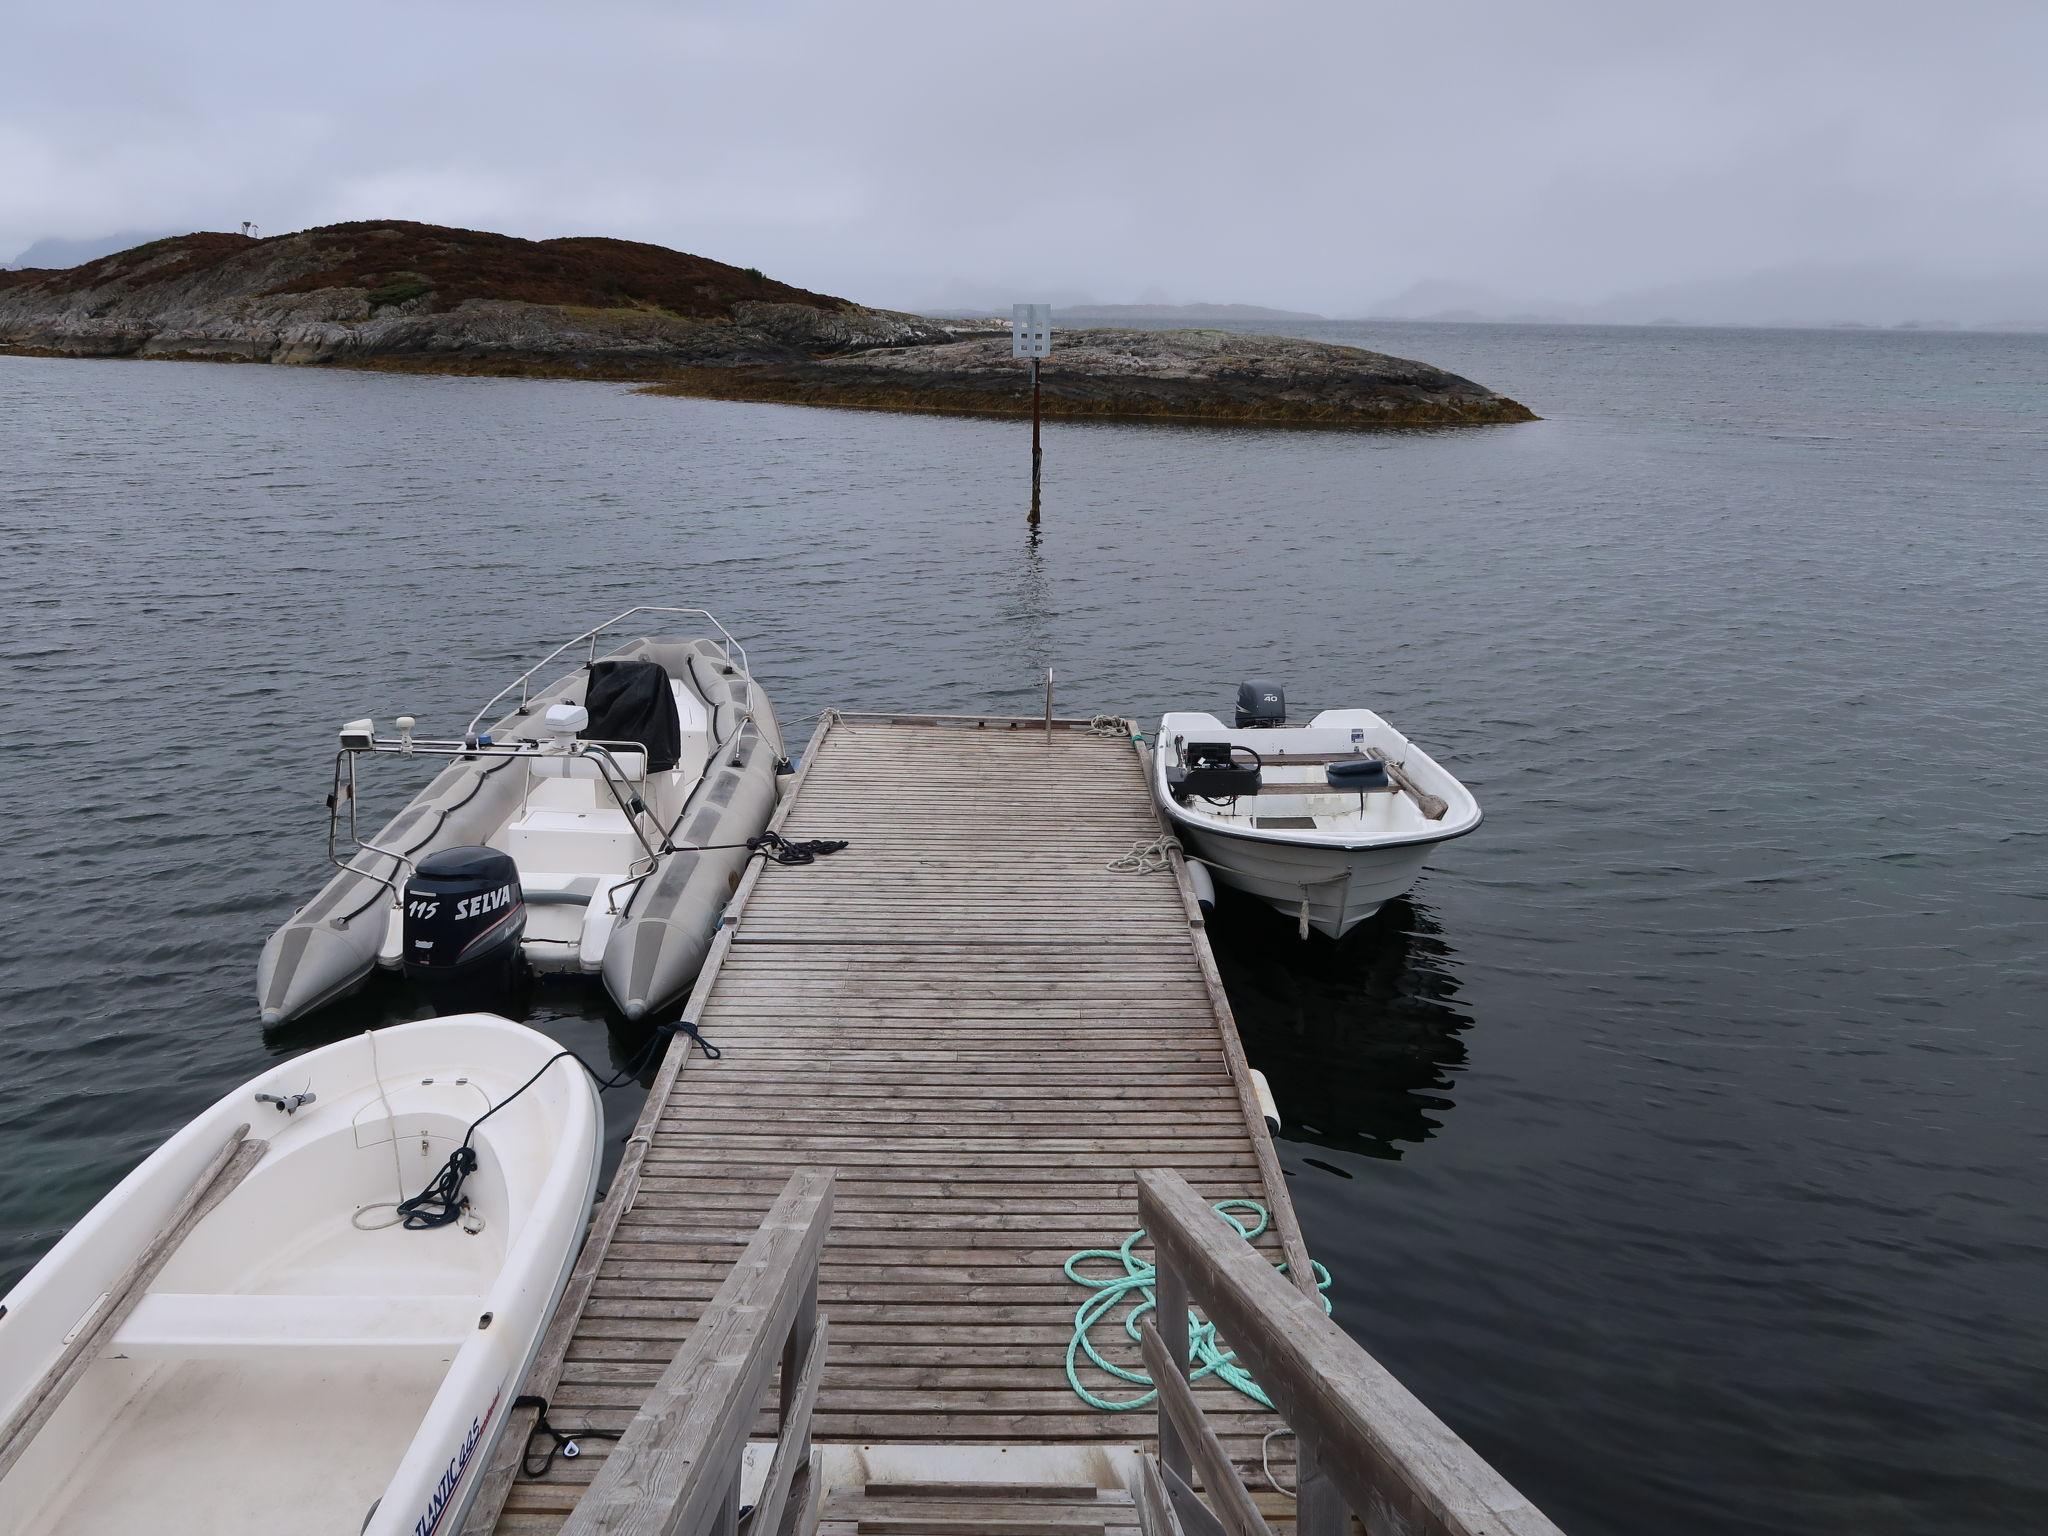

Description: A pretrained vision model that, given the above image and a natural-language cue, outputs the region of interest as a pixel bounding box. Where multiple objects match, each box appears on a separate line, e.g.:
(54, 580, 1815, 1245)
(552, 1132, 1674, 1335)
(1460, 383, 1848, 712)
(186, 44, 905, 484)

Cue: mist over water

(2, 321, 2044, 1534)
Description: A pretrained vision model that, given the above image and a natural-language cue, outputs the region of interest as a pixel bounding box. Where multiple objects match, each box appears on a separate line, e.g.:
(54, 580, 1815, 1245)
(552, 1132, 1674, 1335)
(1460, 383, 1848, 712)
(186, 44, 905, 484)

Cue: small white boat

(259, 606, 784, 1026)
(0, 1015, 601, 1536)
(1154, 681, 1481, 938)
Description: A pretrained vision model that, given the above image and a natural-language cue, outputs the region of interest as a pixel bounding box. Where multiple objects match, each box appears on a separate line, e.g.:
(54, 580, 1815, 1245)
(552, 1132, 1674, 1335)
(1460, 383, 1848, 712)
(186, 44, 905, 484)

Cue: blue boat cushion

(1326, 758, 1392, 791)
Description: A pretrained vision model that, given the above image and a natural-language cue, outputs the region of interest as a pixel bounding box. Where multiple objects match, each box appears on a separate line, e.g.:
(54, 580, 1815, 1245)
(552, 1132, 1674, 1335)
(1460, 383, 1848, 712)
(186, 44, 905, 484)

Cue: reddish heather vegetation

(13, 222, 853, 318)
(262, 222, 852, 316)
(27, 231, 255, 293)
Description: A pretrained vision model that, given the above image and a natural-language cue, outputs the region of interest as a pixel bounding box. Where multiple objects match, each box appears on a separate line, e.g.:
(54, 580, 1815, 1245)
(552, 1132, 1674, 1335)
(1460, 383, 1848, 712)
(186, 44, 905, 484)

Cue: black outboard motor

(1235, 679, 1286, 728)
(401, 846, 526, 1009)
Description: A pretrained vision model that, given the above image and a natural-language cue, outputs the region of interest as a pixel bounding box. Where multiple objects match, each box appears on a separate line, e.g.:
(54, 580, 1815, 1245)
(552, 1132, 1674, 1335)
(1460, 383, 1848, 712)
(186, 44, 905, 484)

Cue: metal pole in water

(1045, 668, 1054, 743)
(1014, 303, 1051, 525)
(1030, 356, 1042, 524)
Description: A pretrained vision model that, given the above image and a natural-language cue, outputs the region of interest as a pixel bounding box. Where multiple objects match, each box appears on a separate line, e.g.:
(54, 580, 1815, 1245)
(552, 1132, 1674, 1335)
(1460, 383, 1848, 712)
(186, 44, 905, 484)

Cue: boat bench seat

(111, 1292, 480, 1358)
(530, 748, 648, 782)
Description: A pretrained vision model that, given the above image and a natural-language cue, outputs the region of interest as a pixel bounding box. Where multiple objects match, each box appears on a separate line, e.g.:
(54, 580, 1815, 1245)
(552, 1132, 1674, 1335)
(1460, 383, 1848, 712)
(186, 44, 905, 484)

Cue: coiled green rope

(1062, 1199, 1332, 1412)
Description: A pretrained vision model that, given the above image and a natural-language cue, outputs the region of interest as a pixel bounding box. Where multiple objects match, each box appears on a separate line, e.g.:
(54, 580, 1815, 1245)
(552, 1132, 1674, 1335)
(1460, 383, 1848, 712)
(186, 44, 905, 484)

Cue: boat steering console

(1167, 740, 1264, 804)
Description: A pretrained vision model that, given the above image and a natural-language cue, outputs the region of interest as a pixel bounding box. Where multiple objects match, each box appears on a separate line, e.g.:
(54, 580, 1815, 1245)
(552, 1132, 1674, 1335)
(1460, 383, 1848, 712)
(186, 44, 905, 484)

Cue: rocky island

(0, 222, 1535, 428)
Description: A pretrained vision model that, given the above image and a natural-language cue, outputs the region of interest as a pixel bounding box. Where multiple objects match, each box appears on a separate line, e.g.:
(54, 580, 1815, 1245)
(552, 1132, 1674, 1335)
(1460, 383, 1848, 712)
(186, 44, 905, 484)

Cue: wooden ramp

(481, 713, 1311, 1534)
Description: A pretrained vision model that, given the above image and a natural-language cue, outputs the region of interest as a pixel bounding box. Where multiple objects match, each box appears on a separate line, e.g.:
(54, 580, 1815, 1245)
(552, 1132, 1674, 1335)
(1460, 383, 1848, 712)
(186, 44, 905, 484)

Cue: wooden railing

(1134, 1168, 1563, 1536)
(558, 1167, 833, 1536)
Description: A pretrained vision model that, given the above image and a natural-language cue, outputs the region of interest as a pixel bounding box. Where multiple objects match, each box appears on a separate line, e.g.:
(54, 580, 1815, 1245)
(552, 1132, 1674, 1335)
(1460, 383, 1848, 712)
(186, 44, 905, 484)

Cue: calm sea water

(3, 322, 2044, 1534)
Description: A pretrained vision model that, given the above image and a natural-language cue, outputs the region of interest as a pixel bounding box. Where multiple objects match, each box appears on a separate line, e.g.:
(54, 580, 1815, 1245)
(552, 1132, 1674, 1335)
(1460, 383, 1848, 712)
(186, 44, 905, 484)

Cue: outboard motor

(1235, 679, 1286, 728)
(401, 846, 526, 1008)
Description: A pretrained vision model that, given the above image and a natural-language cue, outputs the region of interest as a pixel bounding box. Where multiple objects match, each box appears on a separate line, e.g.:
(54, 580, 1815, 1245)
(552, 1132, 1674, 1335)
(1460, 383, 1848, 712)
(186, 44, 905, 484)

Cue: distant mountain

(1364, 263, 2048, 331)
(6, 230, 177, 270)
(925, 301, 1324, 322)
(1362, 280, 1536, 323)
(1056, 302, 1325, 322)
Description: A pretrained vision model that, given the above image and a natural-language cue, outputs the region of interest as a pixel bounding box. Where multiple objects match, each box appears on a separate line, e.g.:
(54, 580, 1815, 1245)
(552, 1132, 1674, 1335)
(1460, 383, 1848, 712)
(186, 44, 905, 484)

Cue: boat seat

(671, 682, 711, 773)
(520, 874, 602, 906)
(529, 748, 647, 782)
(110, 1292, 480, 1358)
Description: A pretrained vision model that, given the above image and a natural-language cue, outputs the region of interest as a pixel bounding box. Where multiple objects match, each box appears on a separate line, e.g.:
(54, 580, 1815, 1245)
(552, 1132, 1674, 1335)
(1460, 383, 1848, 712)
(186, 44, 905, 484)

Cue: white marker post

(1013, 303, 1051, 523)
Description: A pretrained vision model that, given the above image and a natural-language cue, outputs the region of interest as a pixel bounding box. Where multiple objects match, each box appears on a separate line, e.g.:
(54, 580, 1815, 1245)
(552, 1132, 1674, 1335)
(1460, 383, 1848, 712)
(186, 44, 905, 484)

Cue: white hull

(0, 1016, 601, 1536)
(1155, 707, 1480, 938)
(1179, 824, 1439, 937)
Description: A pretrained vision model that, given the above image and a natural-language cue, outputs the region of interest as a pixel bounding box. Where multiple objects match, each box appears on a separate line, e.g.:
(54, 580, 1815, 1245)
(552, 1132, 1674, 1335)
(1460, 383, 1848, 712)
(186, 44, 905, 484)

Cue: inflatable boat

(259, 608, 784, 1026)
(1155, 680, 1481, 938)
(0, 1015, 601, 1536)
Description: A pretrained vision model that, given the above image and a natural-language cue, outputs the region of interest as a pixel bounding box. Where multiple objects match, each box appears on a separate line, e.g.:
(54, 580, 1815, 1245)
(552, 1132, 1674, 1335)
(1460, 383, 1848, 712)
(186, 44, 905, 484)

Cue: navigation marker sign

(1012, 303, 1052, 358)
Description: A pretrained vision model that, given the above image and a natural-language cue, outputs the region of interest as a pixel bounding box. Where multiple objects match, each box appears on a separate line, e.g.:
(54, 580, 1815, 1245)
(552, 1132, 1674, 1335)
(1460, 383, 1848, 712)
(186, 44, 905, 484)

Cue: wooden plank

(859, 1484, 1105, 1502)
(1130, 1457, 1188, 1536)
(777, 1450, 822, 1536)
(1136, 1323, 1272, 1536)
(750, 1317, 828, 1536)
(0, 1126, 266, 1482)
(558, 1168, 834, 1536)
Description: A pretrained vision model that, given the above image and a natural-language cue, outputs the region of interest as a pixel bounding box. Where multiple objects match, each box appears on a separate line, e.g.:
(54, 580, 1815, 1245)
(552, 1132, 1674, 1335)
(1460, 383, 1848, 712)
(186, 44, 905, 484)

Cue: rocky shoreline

(1, 223, 1536, 428)
(644, 329, 1534, 427)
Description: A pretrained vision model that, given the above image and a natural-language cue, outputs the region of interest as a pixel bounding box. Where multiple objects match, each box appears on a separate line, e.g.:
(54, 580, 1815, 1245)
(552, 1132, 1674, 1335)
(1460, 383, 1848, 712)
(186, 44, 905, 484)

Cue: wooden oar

(0, 1123, 269, 1480)
(1367, 748, 1449, 820)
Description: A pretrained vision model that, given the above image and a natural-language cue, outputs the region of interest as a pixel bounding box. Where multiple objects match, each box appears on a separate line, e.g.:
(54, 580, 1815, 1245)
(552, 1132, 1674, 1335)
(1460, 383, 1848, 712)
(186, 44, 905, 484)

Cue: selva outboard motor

(401, 845, 526, 1008)
(1236, 679, 1286, 728)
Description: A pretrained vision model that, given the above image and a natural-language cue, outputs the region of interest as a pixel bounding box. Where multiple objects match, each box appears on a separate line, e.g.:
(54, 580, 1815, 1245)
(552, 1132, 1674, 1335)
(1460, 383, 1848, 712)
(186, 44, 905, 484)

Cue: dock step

(820, 1478, 1137, 1536)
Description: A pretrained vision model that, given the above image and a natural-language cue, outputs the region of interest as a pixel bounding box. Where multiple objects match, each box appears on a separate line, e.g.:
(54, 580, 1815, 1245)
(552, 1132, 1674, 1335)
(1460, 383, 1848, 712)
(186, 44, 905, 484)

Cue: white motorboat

(259, 607, 785, 1026)
(0, 1014, 601, 1536)
(1154, 681, 1481, 938)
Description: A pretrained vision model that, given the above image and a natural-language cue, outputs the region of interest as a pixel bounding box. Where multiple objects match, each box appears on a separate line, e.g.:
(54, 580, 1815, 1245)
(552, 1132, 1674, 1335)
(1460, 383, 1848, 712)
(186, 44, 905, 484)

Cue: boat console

(1167, 741, 1264, 802)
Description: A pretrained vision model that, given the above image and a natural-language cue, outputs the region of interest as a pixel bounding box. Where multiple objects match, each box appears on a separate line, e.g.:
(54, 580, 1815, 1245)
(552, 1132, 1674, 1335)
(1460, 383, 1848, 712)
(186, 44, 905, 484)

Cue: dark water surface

(3, 323, 2044, 1534)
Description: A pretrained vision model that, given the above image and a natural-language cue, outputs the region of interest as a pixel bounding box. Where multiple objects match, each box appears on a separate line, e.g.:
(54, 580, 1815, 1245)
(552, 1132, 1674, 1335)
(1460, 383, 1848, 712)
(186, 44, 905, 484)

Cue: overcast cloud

(4, 0, 2045, 322)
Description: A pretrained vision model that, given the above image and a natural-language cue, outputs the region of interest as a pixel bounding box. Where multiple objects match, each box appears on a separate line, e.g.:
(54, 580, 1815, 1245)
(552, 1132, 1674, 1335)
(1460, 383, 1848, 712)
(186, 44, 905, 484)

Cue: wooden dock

(475, 712, 1308, 1532)
(468, 712, 1559, 1536)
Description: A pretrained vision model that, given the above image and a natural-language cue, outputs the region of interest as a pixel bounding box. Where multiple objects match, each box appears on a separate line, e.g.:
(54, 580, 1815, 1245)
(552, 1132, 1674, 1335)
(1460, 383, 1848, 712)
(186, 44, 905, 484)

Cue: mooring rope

(1107, 835, 1174, 874)
(1061, 1200, 1332, 1412)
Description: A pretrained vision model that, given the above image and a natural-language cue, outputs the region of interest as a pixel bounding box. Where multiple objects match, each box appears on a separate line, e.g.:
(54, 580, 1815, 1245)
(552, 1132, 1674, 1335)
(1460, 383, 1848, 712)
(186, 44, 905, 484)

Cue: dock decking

(480, 712, 1313, 1534)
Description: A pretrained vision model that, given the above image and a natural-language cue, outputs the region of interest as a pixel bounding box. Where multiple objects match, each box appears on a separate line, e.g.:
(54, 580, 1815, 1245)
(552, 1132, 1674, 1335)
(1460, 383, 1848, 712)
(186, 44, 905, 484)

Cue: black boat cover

(583, 659, 682, 772)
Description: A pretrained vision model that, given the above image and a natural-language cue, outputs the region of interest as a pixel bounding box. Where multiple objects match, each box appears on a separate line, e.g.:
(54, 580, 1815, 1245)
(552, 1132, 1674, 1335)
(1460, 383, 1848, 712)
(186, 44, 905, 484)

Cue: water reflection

(1208, 886, 1471, 1159)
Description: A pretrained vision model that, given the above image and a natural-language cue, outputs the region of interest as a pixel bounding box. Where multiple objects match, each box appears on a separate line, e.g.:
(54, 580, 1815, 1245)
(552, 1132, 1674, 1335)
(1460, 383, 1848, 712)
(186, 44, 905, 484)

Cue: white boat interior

(0, 1017, 601, 1536)
(369, 673, 719, 975)
(1156, 708, 1480, 847)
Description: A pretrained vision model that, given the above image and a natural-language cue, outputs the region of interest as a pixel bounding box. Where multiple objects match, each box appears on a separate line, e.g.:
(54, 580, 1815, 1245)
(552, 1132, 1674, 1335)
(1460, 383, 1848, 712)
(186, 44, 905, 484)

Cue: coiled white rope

(1107, 835, 1173, 874)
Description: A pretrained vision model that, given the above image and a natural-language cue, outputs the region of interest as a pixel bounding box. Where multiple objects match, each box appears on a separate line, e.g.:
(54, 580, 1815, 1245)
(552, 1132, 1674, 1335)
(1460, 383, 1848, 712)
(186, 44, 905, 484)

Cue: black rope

(641, 830, 848, 863)
(513, 1394, 622, 1478)
(748, 831, 849, 865)
(611, 831, 850, 918)
(395, 1022, 710, 1230)
(673, 1019, 722, 1060)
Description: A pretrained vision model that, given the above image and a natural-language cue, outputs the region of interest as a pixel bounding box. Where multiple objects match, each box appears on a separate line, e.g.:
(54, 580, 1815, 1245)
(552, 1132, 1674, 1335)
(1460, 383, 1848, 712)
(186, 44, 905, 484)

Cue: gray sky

(6, 1, 2046, 322)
